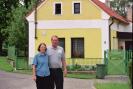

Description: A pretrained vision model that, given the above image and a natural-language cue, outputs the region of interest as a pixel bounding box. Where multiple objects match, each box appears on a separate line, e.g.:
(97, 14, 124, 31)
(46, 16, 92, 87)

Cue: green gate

(8, 46, 28, 70)
(15, 49, 28, 70)
(8, 46, 16, 60)
(16, 57, 28, 70)
(104, 50, 132, 75)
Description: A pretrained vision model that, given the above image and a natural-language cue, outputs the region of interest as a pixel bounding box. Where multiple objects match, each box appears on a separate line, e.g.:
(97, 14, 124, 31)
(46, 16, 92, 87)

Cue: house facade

(26, 0, 132, 65)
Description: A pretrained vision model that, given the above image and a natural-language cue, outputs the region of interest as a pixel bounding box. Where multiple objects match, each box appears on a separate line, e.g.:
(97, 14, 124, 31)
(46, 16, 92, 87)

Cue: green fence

(16, 57, 28, 70)
(8, 46, 28, 70)
(104, 50, 132, 75)
(8, 46, 16, 60)
(66, 58, 103, 66)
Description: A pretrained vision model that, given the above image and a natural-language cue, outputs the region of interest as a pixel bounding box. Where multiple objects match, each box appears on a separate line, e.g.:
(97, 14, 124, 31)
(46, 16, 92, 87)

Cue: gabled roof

(26, 0, 45, 17)
(92, 0, 129, 24)
(26, 0, 129, 24)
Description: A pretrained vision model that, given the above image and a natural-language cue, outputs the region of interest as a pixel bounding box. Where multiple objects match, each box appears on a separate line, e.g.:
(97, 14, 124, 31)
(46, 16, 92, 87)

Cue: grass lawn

(12, 70, 96, 79)
(66, 73, 96, 79)
(13, 69, 32, 75)
(0, 57, 14, 72)
(95, 82, 131, 89)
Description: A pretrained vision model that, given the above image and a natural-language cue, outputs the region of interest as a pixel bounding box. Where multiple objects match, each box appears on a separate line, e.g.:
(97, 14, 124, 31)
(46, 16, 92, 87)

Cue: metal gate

(104, 50, 132, 75)
(8, 46, 28, 70)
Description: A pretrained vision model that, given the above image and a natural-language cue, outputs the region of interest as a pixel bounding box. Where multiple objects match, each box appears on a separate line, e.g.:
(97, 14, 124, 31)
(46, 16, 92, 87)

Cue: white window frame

(53, 2, 62, 15)
(72, 1, 82, 14)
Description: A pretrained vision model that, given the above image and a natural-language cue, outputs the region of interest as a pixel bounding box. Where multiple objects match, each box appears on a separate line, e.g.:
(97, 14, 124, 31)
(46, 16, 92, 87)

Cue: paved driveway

(0, 70, 128, 89)
(0, 71, 94, 89)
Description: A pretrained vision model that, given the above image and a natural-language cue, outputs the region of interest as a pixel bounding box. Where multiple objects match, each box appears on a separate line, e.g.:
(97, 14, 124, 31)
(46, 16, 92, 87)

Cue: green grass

(13, 69, 32, 75)
(95, 82, 131, 89)
(0, 57, 14, 72)
(66, 73, 96, 79)
(13, 71, 96, 79)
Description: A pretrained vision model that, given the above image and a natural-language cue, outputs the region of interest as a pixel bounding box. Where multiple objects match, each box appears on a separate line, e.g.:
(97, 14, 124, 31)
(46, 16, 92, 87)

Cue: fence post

(104, 50, 109, 65)
(104, 50, 108, 75)
(14, 48, 17, 70)
(8, 46, 17, 70)
(124, 50, 131, 75)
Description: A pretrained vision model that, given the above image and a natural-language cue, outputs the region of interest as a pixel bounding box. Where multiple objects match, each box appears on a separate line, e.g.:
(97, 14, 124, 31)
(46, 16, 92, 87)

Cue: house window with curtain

(71, 38, 84, 58)
(59, 38, 65, 51)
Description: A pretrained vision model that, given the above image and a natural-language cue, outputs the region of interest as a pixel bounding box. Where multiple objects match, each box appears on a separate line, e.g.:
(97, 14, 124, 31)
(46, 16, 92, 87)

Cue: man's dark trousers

(49, 68, 63, 89)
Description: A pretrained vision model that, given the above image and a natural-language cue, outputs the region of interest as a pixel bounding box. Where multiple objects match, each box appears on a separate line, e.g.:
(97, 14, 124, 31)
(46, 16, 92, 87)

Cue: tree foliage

(110, 0, 133, 16)
(7, 0, 36, 52)
(9, 0, 36, 43)
(0, 0, 36, 55)
(0, 0, 19, 55)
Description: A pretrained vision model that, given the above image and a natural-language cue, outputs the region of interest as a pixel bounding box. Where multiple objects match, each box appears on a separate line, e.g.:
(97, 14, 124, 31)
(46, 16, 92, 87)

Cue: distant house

(26, 0, 132, 65)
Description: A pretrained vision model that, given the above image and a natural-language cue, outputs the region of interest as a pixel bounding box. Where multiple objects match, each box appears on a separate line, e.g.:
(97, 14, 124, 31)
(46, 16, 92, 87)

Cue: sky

(100, 0, 106, 3)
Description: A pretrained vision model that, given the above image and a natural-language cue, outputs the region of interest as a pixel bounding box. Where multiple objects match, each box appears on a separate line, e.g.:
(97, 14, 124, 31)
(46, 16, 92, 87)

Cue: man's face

(51, 37, 59, 47)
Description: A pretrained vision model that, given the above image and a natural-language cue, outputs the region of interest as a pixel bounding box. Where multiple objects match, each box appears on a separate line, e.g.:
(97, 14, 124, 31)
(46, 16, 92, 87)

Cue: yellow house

(26, 0, 132, 65)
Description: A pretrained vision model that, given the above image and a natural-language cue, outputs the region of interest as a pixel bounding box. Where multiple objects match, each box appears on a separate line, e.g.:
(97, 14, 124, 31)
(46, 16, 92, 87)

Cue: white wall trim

(72, 1, 82, 15)
(102, 11, 110, 20)
(26, 12, 35, 22)
(28, 21, 35, 65)
(101, 11, 110, 63)
(35, 20, 108, 29)
(111, 21, 132, 32)
(101, 20, 109, 62)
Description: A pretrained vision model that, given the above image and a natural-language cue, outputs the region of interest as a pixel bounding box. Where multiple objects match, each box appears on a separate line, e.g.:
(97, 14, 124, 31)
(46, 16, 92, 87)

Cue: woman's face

(39, 44, 46, 53)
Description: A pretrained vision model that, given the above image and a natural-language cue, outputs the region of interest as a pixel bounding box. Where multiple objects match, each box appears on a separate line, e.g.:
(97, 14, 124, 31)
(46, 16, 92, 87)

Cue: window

(71, 38, 84, 58)
(55, 3, 61, 14)
(59, 38, 65, 51)
(74, 3, 80, 14)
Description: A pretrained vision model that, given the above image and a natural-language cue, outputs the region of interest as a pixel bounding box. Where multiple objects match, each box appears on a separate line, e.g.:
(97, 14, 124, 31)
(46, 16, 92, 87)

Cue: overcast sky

(100, 0, 105, 3)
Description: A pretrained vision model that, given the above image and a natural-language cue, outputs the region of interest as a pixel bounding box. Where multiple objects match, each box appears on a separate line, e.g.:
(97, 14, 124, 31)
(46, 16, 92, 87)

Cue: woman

(32, 43, 50, 89)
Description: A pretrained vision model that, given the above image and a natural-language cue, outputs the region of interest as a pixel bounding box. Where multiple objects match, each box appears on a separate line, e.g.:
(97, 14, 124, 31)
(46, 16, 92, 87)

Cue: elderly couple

(32, 35, 67, 89)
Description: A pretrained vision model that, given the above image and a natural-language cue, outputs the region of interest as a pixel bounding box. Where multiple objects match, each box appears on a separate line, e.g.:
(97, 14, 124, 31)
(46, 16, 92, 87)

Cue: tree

(0, 0, 19, 55)
(0, 0, 35, 55)
(7, 0, 36, 56)
(110, 0, 133, 17)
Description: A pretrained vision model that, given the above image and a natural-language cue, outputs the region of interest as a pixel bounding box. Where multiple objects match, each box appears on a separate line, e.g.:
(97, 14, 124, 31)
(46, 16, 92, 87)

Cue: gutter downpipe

(109, 17, 115, 51)
(35, 0, 38, 39)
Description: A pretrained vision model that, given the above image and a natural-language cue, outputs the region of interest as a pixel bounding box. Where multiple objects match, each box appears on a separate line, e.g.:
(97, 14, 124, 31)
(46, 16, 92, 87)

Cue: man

(47, 35, 67, 89)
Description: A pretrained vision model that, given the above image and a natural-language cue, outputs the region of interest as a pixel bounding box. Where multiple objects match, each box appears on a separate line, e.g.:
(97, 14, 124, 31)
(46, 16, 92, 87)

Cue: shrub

(67, 65, 96, 71)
